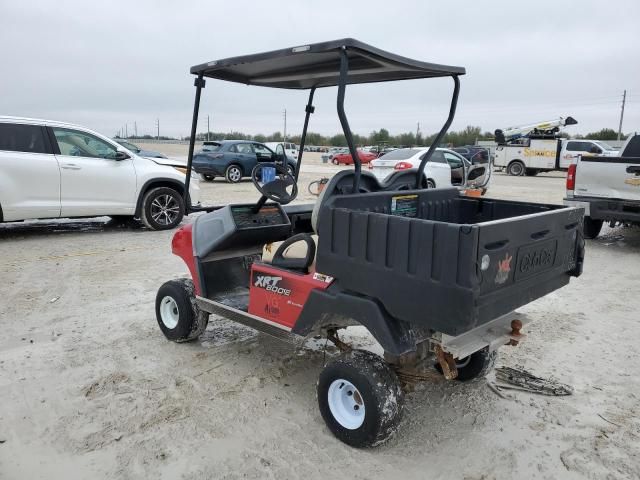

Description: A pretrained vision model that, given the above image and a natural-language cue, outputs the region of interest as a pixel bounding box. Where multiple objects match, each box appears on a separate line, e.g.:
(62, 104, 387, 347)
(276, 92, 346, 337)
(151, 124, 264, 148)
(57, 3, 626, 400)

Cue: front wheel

(202, 174, 215, 182)
(507, 161, 525, 176)
(317, 350, 404, 448)
(426, 179, 436, 189)
(583, 216, 603, 239)
(140, 187, 185, 230)
(155, 279, 208, 342)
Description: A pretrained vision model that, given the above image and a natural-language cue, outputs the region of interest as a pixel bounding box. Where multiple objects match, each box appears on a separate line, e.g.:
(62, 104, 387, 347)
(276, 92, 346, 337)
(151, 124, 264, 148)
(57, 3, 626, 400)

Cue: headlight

(173, 167, 199, 178)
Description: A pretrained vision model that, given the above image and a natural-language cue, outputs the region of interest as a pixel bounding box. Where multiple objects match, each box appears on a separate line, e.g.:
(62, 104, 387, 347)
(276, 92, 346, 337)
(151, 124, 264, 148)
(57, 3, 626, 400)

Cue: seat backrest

(310, 170, 380, 233)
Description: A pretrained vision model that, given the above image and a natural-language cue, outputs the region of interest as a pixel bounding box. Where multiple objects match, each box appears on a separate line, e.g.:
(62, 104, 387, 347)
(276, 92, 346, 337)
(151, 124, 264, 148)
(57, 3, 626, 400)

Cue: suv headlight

(173, 167, 199, 179)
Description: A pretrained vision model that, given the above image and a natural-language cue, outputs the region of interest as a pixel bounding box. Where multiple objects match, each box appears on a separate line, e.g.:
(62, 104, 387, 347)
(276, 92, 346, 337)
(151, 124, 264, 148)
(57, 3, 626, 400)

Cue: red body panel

(333, 151, 377, 165)
(248, 263, 333, 328)
(171, 223, 201, 295)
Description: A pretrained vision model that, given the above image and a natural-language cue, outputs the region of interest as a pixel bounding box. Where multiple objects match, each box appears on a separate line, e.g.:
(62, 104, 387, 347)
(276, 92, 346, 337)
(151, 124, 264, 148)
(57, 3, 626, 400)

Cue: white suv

(0, 116, 200, 230)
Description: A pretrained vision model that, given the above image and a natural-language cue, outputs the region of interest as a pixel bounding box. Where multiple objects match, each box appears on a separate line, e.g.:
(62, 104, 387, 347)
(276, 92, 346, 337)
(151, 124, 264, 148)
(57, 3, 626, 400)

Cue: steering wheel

(251, 162, 298, 205)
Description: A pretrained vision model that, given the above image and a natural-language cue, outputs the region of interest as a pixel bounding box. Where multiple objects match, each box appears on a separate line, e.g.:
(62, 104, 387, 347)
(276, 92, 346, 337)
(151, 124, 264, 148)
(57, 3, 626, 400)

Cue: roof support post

(295, 87, 316, 181)
(416, 75, 460, 189)
(337, 48, 361, 194)
(185, 73, 205, 214)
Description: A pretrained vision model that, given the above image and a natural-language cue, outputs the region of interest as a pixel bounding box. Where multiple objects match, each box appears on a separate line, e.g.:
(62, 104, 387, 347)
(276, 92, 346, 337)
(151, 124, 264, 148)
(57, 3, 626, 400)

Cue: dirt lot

(1, 152, 639, 480)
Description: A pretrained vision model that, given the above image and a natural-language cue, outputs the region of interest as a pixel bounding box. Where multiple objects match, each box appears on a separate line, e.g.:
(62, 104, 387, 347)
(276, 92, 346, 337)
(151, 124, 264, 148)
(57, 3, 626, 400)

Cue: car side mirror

(115, 151, 130, 161)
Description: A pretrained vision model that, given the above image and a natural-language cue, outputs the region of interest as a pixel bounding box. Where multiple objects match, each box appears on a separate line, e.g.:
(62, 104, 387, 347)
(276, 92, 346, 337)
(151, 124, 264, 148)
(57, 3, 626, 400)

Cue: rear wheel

(224, 164, 243, 183)
(426, 179, 436, 189)
(332, 158, 339, 165)
(155, 279, 208, 342)
(507, 160, 525, 176)
(140, 187, 185, 230)
(317, 350, 403, 448)
(436, 348, 497, 381)
(583, 216, 603, 239)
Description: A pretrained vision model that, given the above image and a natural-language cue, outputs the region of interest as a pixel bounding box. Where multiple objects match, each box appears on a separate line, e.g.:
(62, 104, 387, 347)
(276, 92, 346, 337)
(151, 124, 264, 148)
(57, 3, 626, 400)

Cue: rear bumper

(564, 196, 640, 222)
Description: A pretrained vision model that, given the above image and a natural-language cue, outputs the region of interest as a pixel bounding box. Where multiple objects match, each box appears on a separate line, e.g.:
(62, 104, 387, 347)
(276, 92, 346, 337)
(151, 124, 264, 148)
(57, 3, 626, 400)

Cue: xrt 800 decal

(253, 274, 292, 296)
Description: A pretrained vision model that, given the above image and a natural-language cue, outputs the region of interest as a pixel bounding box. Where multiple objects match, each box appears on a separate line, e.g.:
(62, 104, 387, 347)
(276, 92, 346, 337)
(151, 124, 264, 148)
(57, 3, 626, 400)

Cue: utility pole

(283, 109, 287, 142)
(134, 121, 137, 138)
(155, 118, 160, 140)
(207, 115, 210, 141)
(416, 121, 420, 145)
(617, 90, 627, 141)
(125, 124, 128, 138)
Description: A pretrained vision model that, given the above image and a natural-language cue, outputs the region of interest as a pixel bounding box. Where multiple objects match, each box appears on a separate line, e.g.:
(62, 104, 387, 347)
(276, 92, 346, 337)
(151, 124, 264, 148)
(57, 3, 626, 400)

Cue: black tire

(202, 174, 215, 182)
(155, 279, 209, 342)
(224, 164, 243, 183)
(331, 158, 339, 165)
(286, 163, 296, 176)
(436, 348, 497, 381)
(426, 179, 436, 189)
(583, 216, 603, 239)
(525, 168, 539, 176)
(140, 187, 185, 230)
(317, 350, 404, 448)
(507, 161, 525, 176)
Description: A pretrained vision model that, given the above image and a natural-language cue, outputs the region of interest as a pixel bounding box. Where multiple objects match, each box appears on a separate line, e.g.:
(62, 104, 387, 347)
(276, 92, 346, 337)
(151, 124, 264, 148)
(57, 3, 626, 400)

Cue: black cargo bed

(315, 188, 584, 336)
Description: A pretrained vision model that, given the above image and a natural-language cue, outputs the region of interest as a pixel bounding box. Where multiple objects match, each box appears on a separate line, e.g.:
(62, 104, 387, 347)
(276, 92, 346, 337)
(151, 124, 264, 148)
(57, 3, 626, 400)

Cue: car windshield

(378, 148, 423, 160)
(595, 141, 615, 151)
(119, 140, 140, 152)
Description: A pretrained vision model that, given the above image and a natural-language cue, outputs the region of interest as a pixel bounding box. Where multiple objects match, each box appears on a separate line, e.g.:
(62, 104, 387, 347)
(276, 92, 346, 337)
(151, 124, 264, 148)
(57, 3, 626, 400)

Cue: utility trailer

(154, 39, 586, 447)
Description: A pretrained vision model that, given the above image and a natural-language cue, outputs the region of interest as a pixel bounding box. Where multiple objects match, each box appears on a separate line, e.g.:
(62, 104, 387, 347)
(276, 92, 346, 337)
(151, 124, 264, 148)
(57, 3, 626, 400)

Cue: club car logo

(254, 275, 292, 296)
(495, 253, 512, 284)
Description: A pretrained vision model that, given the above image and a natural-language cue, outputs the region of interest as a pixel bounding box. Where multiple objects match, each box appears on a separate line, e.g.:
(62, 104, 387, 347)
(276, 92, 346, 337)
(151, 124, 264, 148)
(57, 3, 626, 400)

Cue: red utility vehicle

(155, 39, 585, 448)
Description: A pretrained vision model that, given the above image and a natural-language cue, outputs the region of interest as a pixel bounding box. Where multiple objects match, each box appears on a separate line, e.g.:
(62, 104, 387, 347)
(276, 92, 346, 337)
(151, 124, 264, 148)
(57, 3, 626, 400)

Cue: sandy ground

(1, 150, 639, 480)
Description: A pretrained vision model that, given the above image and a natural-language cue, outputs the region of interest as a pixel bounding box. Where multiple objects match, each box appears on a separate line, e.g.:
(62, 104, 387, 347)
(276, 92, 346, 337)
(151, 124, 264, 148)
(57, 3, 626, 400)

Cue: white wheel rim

(327, 379, 365, 430)
(159, 296, 179, 329)
(456, 356, 471, 369)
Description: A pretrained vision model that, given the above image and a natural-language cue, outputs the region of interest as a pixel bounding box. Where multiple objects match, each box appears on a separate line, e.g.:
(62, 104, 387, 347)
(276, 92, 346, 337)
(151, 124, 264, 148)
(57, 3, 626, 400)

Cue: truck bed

(316, 188, 584, 335)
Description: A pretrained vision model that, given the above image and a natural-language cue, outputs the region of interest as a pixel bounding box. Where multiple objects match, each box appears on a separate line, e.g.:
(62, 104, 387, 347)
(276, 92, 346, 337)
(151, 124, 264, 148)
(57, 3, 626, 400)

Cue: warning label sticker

(390, 194, 418, 217)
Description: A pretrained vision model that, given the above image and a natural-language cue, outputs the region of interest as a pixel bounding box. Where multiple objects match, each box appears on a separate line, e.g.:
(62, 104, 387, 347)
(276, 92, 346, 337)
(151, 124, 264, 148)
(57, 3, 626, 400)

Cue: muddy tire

(224, 164, 243, 183)
(140, 187, 185, 230)
(317, 350, 403, 448)
(436, 348, 497, 381)
(155, 279, 208, 342)
(507, 160, 525, 176)
(583, 216, 603, 239)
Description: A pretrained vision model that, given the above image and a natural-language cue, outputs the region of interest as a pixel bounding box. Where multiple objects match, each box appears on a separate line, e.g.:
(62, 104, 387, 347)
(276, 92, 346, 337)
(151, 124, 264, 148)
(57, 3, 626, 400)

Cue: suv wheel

(225, 164, 243, 183)
(140, 186, 185, 230)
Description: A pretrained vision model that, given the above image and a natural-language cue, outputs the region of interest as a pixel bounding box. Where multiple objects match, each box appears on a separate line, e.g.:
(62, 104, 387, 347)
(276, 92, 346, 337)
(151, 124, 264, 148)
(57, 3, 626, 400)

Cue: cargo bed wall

(316, 188, 584, 336)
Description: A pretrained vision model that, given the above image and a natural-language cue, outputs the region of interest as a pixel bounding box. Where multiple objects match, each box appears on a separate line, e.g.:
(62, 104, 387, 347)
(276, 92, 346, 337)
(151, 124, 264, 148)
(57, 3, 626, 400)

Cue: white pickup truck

(564, 134, 640, 238)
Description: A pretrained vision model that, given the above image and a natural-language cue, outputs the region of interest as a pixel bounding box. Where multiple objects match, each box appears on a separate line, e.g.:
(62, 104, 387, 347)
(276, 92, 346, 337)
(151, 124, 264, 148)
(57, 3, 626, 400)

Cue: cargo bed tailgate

(476, 206, 584, 313)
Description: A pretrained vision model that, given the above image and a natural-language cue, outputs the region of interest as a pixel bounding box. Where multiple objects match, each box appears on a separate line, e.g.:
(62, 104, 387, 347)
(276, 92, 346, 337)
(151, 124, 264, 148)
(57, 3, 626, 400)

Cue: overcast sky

(1, 0, 639, 139)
